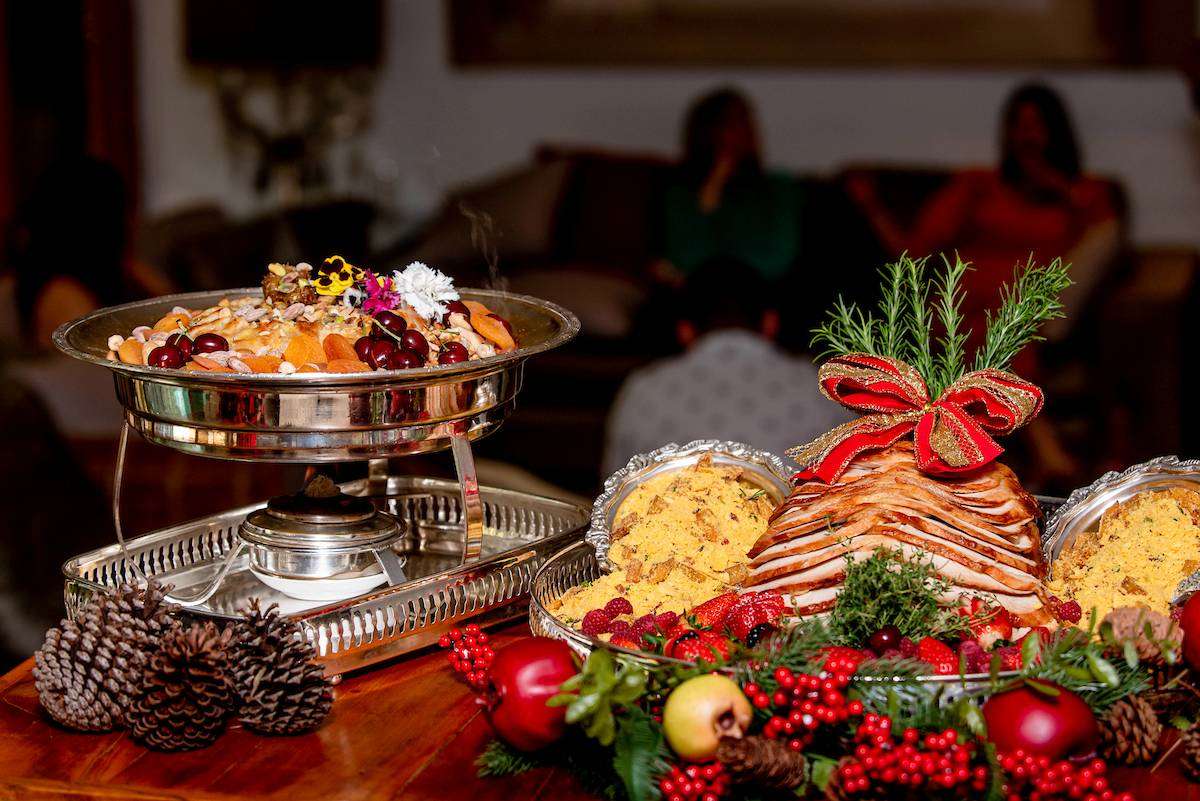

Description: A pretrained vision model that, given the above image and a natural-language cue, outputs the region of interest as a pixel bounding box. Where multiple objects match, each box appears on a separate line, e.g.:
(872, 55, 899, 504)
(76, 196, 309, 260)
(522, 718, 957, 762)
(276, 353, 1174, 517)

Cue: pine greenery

(811, 253, 1071, 395)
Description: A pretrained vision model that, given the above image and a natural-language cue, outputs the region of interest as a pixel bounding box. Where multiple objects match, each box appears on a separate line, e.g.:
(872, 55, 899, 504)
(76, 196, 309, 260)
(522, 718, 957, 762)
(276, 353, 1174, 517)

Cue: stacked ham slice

(745, 442, 1052, 626)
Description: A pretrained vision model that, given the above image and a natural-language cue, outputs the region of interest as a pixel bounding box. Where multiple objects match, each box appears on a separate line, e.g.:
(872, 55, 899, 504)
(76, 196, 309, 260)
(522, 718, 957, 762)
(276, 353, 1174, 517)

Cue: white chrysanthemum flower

(392, 261, 460, 320)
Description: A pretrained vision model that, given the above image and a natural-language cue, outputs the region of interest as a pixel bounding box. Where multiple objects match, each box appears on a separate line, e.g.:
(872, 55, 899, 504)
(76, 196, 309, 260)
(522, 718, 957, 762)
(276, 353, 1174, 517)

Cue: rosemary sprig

(930, 253, 971, 395)
(812, 297, 878, 360)
(876, 259, 907, 360)
(901, 255, 935, 385)
(972, 256, 1071, 373)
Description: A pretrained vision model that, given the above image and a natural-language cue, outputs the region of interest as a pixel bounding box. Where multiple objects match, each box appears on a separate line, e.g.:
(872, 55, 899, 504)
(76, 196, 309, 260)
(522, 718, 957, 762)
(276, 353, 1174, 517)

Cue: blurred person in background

(653, 88, 801, 290)
(846, 81, 1119, 488)
(604, 260, 846, 474)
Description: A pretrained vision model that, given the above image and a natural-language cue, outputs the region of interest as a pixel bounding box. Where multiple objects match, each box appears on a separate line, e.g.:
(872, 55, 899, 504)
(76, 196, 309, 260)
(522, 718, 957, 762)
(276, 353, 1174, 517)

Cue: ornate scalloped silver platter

(1042, 455, 1200, 601)
(53, 287, 580, 461)
(586, 440, 793, 571)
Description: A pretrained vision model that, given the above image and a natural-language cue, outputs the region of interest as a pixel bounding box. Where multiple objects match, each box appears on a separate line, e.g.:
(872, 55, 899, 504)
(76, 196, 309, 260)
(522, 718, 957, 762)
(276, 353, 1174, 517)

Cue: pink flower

(361, 271, 401, 315)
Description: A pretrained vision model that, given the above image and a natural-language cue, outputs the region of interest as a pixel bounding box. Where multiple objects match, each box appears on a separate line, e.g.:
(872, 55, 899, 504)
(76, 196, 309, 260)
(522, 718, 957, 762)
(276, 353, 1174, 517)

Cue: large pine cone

(1099, 695, 1162, 765)
(32, 582, 176, 731)
(717, 735, 807, 789)
(1183, 723, 1200, 782)
(230, 601, 332, 735)
(128, 622, 234, 751)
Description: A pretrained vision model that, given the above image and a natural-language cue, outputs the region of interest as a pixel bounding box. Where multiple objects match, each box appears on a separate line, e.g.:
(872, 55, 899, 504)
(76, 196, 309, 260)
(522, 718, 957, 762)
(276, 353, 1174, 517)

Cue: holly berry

(165, 333, 193, 358)
(147, 344, 185, 369)
(867, 625, 901, 654)
(998, 751, 1133, 801)
(439, 624, 494, 691)
(192, 333, 229, 354)
(438, 341, 469, 365)
(982, 682, 1098, 759)
(372, 311, 407, 337)
(483, 637, 577, 752)
(658, 761, 730, 801)
(400, 329, 429, 358)
(834, 716, 989, 797)
(387, 348, 424, 370)
(353, 336, 375, 362)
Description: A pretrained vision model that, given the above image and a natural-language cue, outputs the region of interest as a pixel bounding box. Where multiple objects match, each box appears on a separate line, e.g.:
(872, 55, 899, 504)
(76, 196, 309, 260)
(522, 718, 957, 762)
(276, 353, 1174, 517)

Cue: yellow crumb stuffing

(550, 457, 774, 624)
(1049, 487, 1200, 616)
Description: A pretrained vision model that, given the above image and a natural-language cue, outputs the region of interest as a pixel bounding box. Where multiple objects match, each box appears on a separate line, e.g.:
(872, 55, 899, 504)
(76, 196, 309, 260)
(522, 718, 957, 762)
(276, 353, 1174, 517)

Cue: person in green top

(655, 88, 801, 287)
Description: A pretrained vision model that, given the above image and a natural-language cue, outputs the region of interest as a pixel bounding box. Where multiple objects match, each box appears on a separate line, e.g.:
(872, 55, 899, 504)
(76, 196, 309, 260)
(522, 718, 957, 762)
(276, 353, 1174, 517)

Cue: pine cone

(230, 601, 332, 735)
(1102, 607, 1180, 665)
(1182, 723, 1200, 782)
(32, 582, 176, 731)
(1099, 695, 1163, 765)
(717, 735, 807, 790)
(128, 622, 234, 751)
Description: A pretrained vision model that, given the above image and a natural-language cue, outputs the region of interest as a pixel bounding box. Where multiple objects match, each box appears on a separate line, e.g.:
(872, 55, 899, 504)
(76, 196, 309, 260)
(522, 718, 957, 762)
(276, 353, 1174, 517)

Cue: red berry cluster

(439, 624, 493, 690)
(658, 761, 729, 801)
(998, 750, 1133, 801)
(744, 657, 864, 751)
(1047, 595, 1083, 625)
(834, 715, 989, 796)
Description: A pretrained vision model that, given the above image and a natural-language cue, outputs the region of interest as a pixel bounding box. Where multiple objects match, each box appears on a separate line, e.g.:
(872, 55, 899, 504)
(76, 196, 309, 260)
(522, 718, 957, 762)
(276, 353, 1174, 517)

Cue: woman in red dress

(847, 83, 1119, 487)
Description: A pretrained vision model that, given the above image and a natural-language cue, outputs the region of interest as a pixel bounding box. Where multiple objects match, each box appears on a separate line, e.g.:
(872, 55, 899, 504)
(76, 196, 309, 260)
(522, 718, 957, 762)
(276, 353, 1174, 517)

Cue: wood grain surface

(0, 623, 1195, 801)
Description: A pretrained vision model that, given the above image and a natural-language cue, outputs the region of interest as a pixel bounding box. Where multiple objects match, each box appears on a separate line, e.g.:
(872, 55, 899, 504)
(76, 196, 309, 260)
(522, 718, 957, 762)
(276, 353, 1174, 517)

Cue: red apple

(983, 682, 1097, 759)
(484, 637, 577, 751)
(1180, 593, 1200, 672)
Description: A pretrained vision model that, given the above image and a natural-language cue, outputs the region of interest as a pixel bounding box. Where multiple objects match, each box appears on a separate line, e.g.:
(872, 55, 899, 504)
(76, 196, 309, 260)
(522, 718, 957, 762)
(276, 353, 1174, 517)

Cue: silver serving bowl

(587, 440, 793, 571)
(53, 287, 580, 461)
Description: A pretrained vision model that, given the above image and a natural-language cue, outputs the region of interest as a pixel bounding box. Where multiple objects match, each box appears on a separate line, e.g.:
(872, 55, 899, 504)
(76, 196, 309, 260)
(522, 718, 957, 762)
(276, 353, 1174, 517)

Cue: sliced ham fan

(745, 441, 1052, 626)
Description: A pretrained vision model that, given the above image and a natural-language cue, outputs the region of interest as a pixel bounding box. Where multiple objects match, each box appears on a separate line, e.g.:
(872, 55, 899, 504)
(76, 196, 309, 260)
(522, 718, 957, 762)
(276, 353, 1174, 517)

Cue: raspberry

(1049, 596, 1082, 625)
(631, 614, 658, 637)
(606, 619, 633, 637)
(995, 644, 1022, 671)
(581, 609, 612, 636)
(655, 611, 679, 631)
(957, 638, 987, 674)
(604, 597, 634, 616)
(899, 636, 917, 657)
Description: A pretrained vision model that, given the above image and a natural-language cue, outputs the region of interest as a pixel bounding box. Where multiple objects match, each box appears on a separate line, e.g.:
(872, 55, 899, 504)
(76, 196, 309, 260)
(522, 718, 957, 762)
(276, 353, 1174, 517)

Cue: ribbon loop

(790, 354, 1043, 482)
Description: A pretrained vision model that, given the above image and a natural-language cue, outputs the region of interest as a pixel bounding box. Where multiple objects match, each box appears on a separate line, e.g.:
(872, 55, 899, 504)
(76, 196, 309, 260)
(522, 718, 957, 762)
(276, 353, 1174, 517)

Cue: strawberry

(666, 630, 731, 662)
(609, 633, 643, 651)
(689, 592, 739, 630)
(724, 592, 787, 641)
(917, 637, 957, 675)
(958, 598, 1013, 650)
(604, 597, 634, 617)
(581, 609, 612, 637)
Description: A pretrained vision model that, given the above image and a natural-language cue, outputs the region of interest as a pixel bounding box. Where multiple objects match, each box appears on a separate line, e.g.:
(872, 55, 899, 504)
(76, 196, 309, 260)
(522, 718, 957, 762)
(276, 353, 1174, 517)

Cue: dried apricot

(284, 333, 325, 368)
(241, 355, 283, 373)
(322, 332, 358, 362)
(117, 338, 144, 365)
(326, 358, 372, 373)
(471, 312, 516, 351)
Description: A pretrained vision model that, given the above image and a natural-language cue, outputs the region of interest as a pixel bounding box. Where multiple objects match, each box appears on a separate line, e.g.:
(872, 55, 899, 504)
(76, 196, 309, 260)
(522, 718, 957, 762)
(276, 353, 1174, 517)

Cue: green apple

(662, 674, 753, 761)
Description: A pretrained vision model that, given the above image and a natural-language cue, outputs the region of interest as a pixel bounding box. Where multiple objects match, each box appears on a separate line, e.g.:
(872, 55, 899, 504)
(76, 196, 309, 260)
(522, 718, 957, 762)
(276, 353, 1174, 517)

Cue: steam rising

(458, 201, 506, 291)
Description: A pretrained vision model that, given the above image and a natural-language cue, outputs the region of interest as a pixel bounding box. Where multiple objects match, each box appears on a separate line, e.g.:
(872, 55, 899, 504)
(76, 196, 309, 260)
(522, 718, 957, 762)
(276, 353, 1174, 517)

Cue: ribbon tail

(914, 403, 1005, 475)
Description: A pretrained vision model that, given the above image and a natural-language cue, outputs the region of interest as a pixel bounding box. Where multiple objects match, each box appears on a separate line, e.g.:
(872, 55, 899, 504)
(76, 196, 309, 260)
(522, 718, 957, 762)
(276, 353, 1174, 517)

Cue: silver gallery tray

(53, 287, 580, 462)
(65, 474, 589, 676)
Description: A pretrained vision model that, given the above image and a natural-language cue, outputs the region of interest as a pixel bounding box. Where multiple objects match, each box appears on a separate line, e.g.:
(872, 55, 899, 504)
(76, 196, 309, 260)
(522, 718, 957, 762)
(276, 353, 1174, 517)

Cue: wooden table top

(0, 622, 1197, 801)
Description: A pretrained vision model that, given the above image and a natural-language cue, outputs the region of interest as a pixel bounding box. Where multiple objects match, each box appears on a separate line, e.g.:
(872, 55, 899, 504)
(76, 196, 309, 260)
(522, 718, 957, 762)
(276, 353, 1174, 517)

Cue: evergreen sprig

(810, 253, 1071, 394)
(475, 738, 542, 778)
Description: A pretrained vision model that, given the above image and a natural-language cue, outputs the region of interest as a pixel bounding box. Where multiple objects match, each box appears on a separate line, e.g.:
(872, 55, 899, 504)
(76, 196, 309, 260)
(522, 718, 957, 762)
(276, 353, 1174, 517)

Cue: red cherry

(366, 338, 395, 370)
(442, 299, 471, 324)
(400, 329, 429, 357)
(868, 625, 902, 654)
(353, 336, 375, 362)
(192, 333, 229, 354)
(165, 333, 193, 358)
(488, 313, 515, 338)
(387, 348, 424, 370)
(147, 344, 186, 369)
(438, 341, 469, 365)
(485, 637, 577, 752)
(373, 311, 407, 337)
(982, 683, 1097, 759)
(1181, 593, 1200, 671)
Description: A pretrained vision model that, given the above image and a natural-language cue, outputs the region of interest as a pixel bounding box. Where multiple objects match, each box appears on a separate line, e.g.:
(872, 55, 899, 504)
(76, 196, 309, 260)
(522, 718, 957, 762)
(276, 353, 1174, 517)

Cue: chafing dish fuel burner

(238, 475, 408, 602)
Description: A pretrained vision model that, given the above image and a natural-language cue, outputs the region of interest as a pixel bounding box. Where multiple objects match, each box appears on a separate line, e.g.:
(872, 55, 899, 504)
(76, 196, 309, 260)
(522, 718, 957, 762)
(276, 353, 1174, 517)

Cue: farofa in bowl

(1049, 487, 1200, 615)
(549, 456, 775, 624)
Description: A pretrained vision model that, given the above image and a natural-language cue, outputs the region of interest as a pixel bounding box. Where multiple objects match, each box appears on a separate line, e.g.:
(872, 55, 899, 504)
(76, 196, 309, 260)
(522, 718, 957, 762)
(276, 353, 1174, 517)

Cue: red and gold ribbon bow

(789, 354, 1043, 483)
